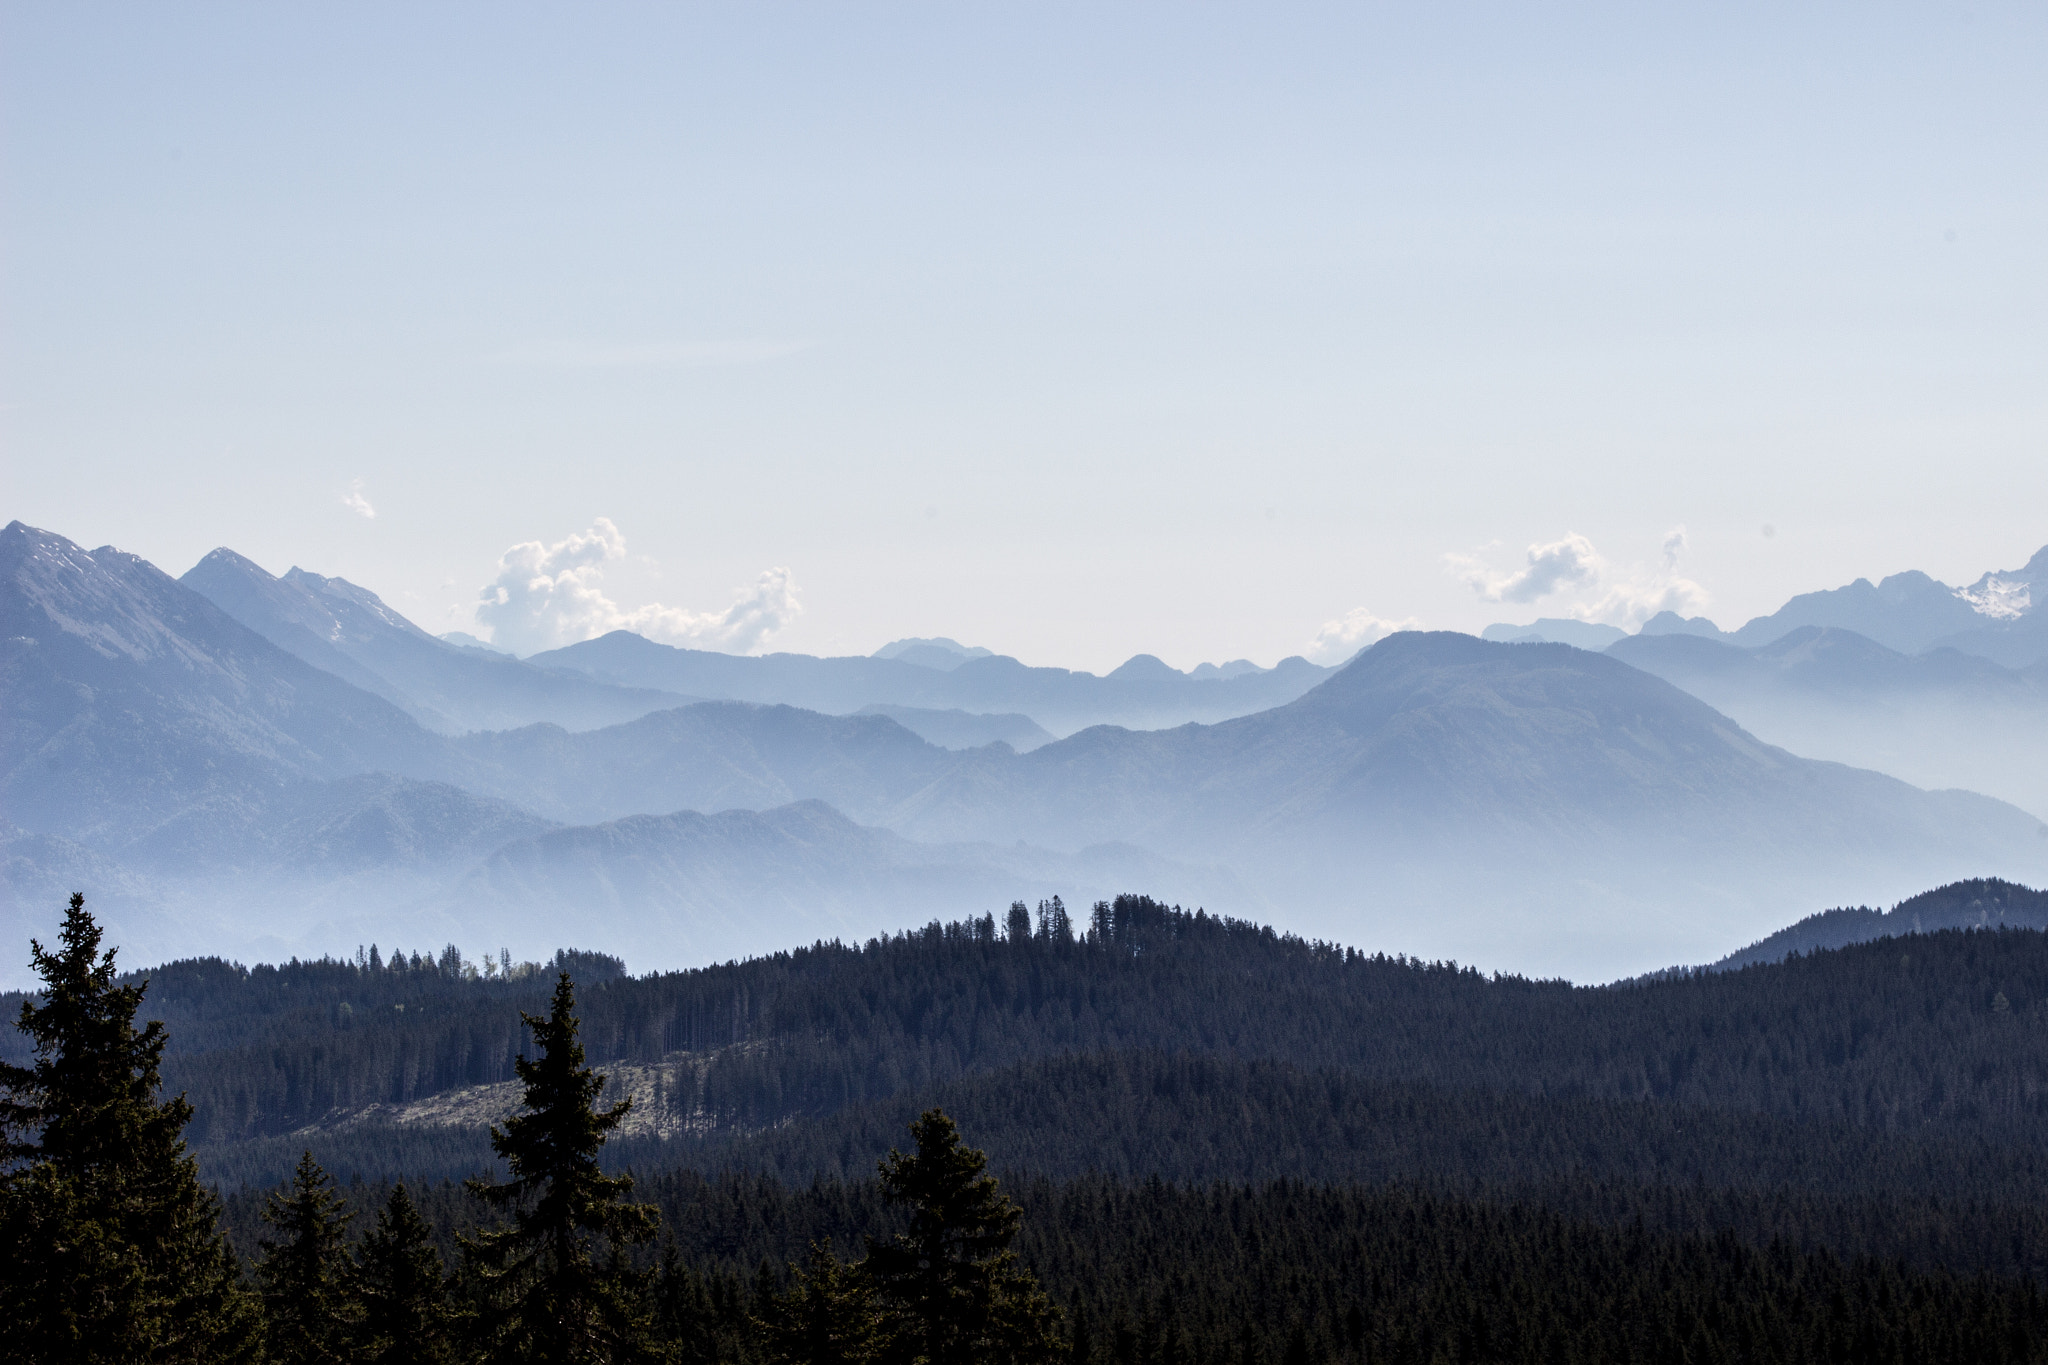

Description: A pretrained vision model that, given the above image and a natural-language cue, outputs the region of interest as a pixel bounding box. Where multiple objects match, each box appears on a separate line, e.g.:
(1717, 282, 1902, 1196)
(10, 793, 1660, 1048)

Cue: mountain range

(1491, 543, 2048, 664)
(5, 518, 2048, 985)
(522, 629, 1333, 735)
(1609, 626, 2048, 818)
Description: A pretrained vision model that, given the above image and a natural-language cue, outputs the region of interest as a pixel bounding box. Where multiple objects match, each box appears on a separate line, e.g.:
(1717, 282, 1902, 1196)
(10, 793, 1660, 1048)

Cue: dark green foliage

(655, 1242, 735, 1365)
(258, 1150, 358, 1364)
(0, 894, 260, 1364)
(27, 889, 2048, 1360)
(356, 1182, 462, 1365)
(628, 1171, 2048, 1365)
(1716, 877, 2048, 969)
(754, 1241, 885, 1365)
(864, 1110, 1062, 1365)
(463, 972, 663, 1364)
(0, 945, 619, 1146)
(42, 892, 2048, 1176)
(674, 1047, 2048, 1202)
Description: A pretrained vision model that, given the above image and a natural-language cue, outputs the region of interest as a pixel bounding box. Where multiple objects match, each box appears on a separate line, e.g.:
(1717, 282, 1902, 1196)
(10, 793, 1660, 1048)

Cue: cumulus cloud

(474, 518, 802, 657)
(1451, 533, 1604, 604)
(341, 480, 376, 519)
(1577, 576, 1711, 627)
(1305, 608, 1422, 665)
(1661, 525, 1688, 570)
(1448, 529, 1709, 630)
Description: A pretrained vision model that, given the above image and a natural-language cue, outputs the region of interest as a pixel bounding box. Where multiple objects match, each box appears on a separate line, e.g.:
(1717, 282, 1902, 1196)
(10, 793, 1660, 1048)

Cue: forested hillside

(18, 888, 2048, 1360)
(212, 1171, 2048, 1365)
(17, 885, 2048, 1192)
(1713, 876, 2048, 969)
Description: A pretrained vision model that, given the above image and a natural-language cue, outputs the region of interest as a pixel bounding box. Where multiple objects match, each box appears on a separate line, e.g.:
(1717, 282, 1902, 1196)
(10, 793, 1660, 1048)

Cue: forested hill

(14, 890, 2048, 1195)
(1712, 876, 2048, 970)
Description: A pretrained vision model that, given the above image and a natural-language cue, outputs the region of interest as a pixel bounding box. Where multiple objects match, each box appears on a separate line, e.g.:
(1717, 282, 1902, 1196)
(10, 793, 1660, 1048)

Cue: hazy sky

(6, 3, 2045, 671)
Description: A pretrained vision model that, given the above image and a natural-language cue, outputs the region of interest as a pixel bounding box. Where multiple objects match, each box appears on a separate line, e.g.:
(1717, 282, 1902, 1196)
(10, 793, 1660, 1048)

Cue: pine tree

(654, 1242, 722, 1365)
(356, 1182, 460, 1365)
(756, 1240, 886, 1365)
(464, 971, 662, 1364)
(0, 894, 261, 1364)
(864, 1109, 1063, 1365)
(258, 1150, 359, 1364)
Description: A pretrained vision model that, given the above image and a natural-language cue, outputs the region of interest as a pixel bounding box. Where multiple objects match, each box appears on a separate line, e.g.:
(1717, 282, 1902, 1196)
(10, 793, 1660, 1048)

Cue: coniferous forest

(11, 883, 2048, 1361)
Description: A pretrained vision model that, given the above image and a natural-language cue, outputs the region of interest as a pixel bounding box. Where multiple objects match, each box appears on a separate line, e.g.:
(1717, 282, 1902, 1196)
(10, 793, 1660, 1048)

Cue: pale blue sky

(5, 3, 2044, 670)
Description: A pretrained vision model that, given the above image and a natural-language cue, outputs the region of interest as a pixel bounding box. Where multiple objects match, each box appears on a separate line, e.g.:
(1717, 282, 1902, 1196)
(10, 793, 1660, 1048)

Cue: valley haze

(5, 518, 2046, 990)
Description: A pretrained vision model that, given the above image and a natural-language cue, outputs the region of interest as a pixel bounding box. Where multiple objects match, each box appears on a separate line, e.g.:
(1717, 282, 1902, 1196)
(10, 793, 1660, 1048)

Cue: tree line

(16, 896, 2048, 1361)
(1, 896, 1061, 1364)
(18, 891, 2048, 1166)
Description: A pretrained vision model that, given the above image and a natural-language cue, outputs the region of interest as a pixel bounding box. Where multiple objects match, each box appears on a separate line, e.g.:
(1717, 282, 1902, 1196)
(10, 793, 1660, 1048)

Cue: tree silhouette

(0, 894, 259, 1363)
(356, 1182, 461, 1365)
(464, 971, 662, 1363)
(864, 1109, 1062, 1365)
(756, 1240, 885, 1365)
(258, 1150, 358, 1364)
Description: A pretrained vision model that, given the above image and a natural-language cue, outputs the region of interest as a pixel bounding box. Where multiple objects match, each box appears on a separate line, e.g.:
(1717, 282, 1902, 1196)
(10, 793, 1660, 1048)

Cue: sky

(4, 2, 2045, 672)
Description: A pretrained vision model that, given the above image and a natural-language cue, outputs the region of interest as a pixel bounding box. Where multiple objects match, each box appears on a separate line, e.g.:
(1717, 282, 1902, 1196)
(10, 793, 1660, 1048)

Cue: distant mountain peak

(871, 637, 996, 670)
(280, 566, 440, 639)
(1478, 618, 1629, 650)
(1638, 611, 1728, 640)
(1107, 653, 1183, 682)
(191, 545, 269, 575)
(1189, 659, 1264, 680)
(439, 630, 511, 656)
(1955, 545, 2045, 622)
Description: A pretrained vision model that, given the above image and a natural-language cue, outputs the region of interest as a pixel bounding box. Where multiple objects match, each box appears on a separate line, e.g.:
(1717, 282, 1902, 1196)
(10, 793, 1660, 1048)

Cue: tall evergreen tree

(864, 1110, 1062, 1365)
(0, 894, 260, 1364)
(654, 1243, 723, 1365)
(464, 972, 663, 1364)
(258, 1150, 358, 1365)
(356, 1182, 460, 1365)
(756, 1240, 885, 1365)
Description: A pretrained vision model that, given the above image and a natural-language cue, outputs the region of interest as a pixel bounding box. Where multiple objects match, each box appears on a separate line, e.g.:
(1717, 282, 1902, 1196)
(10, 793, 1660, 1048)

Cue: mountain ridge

(181, 547, 701, 733)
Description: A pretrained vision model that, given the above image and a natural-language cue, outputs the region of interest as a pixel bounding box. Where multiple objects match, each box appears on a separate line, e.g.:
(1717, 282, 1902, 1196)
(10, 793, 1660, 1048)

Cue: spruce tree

(864, 1109, 1062, 1365)
(464, 971, 662, 1364)
(356, 1182, 460, 1365)
(654, 1242, 722, 1365)
(756, 1241, 885, 1365)
(0, 894, 261, 1364)
(258, 1150, 358, 1364)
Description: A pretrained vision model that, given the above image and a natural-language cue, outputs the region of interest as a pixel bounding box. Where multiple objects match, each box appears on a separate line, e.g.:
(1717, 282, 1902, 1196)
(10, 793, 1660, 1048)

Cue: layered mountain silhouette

(852, 703, 1054, 752)
(446, 799, 1241, 966)
(1722, 569, 1993, 653)
(0, 525, 1229, 975)
(1492, 543, 2048, 667)
(8, 518, 2048, 983)
(0, 522, 469, 847)
(528, 630, 1334, 735)
(1610, 627, 2048, 819)
(181, 548, 699, 733)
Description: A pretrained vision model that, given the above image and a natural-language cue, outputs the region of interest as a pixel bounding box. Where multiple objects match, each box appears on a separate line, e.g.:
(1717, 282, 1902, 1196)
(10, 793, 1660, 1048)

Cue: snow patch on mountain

(1956, 577, 2031, 620)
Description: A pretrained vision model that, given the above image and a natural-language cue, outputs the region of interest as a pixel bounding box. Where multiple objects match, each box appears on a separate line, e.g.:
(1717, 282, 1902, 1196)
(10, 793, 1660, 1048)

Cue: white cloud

(1448, 530, 1710, 630)
(474, 518, 802, 656)
(1575, 576, 1711, 628)
(1305, 607, 1422, 665)
(1451, 533, 1604, 604)
(341, 480, 376, 519)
